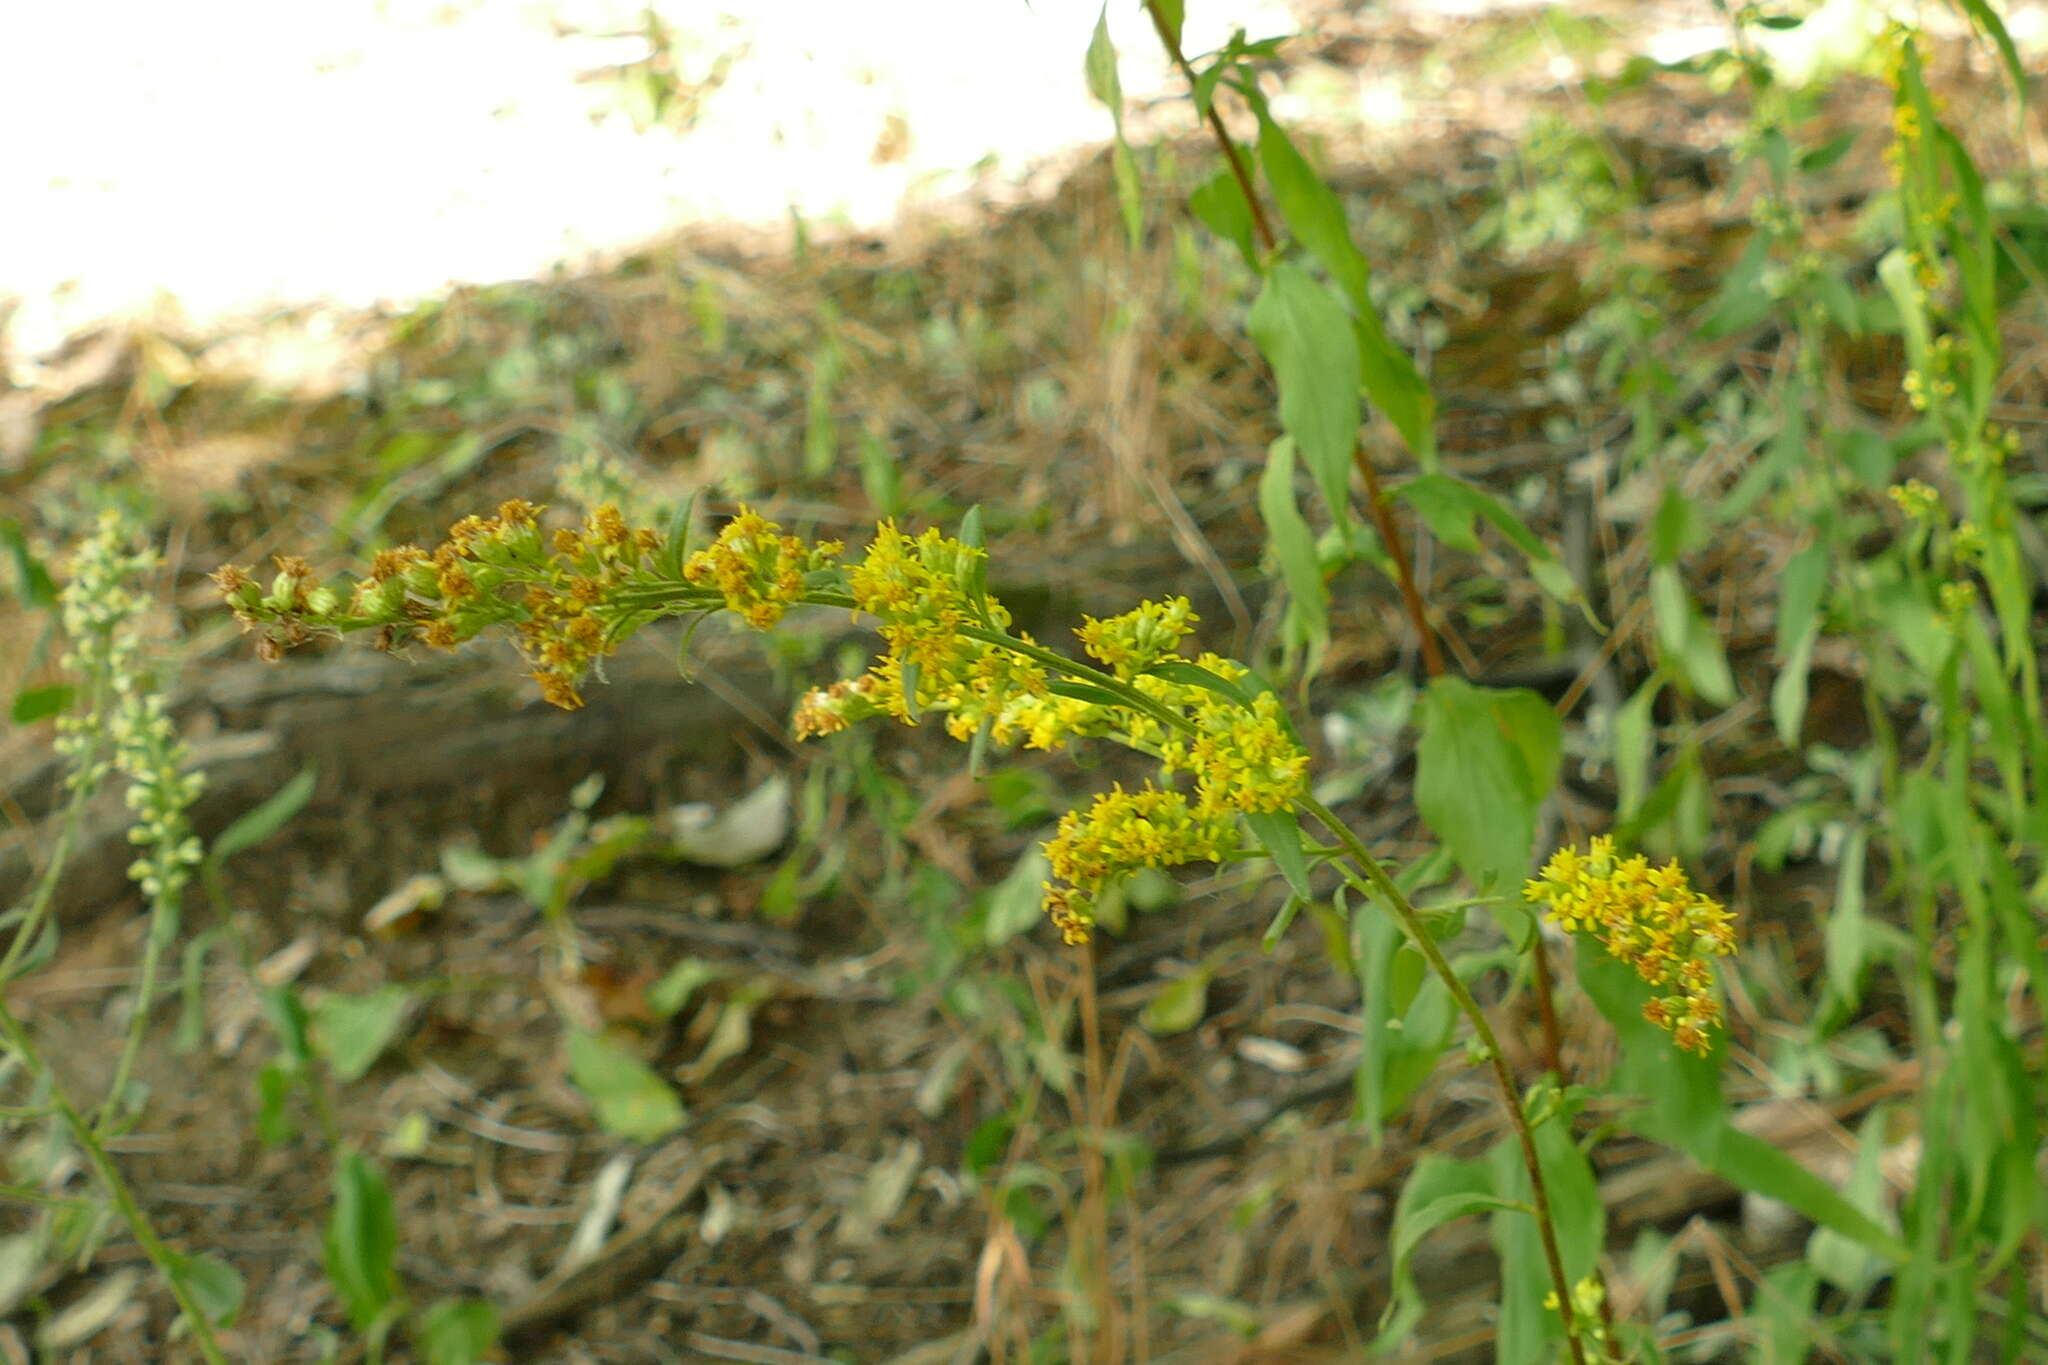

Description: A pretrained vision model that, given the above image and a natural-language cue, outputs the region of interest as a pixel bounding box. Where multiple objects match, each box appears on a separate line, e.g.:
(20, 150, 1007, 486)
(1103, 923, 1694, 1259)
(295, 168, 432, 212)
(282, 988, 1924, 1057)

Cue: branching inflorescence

(220, 503, 1309, 946)
(220, 501, 1730, 1046)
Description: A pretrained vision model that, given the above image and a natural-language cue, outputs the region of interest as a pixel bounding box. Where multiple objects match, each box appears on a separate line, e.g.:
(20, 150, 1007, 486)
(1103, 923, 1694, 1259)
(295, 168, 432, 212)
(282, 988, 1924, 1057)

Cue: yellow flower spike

(1524, 836, 1736, 1055)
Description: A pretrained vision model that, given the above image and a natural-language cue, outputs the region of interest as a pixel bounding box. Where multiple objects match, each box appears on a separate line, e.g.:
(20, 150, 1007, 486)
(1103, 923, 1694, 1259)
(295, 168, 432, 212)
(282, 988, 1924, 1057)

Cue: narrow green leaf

(10, 684, 72, 725)
(1393, 474, 1583, 609)
(1613, 675, 1661, 820)
(1773, 543, 1828, 658)
(656, 487, 702, 579)
(256, 1062, 297, 1147)
(324, 1151, 398, 1331)
(1151, 0, 1185, 50)
(1046, 680, 1125, 709)
(1260, 892, 1303, 952)
(1256, 438, 1330, 651)
(210, 767, 319, 867)
(1110, 142, 1144, 251)
(1650, 566, 1736, 707)
(0, 519, 57, 607)
(1956, 0, 2026, 102)
(1377, 1153, 1504, 1346)
(1253, 119, 1435, 462)
(1256, 119, 1369, 308)
(1145, 660, 1251, 707)
(856, 427, 903, 518)
(1084, 9, 1123, 123)
(1243, 808, 1312, 899)
(1248, 266, 1360, 527)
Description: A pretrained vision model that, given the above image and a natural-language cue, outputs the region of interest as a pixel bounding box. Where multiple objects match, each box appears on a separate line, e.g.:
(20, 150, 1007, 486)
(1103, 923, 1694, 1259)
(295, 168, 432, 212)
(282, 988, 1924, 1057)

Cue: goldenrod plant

(8, 2, 2045, 1360)
(208, 5, 2048, 1361)
(223, 497, 1743, 1362)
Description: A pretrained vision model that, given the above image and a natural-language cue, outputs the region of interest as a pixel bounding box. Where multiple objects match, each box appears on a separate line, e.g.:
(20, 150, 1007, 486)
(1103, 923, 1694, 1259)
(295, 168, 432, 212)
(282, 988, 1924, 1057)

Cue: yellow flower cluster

(802, 521, 1093, 749)
(682, 506, 842, 629)
(1041, 785, 1235, 945)
(794, 550, 1309, 940)
(1523, 836, 1735, 1055)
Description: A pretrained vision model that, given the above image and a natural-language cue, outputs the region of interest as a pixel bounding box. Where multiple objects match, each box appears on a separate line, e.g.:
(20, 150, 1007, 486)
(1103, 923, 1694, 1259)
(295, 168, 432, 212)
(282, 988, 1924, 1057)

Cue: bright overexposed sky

(0, 0, 1295, 364)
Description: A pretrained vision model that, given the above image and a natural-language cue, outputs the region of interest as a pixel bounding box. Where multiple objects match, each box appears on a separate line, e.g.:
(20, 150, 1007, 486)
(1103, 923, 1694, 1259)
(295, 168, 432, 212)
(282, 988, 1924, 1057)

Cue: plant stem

(1139, 2, 1278, 257)
(0, 999, 230, 1365)
(1136, 0, 1447, 681)
(1298, 795, 1589, 1365)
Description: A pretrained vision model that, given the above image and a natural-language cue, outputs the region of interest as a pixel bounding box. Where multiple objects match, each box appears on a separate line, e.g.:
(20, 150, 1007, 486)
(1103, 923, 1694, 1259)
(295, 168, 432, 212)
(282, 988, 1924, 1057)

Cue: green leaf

(1243, 808, 1312, 899)
(1414, 678, 1561, 905)
(1083, 7, 1123, 126)
(1531, 1094, 1601, 1280)
(856, 427, 903, 518)
(1955, 0, 2026, 105)
(1248, 266, 1361, 527)
(1256, 437, 1330, 653)
(1377, 1154, 1503, 1346)
(1141, 967, 1213, 1035)
(984, 847, 1051, 948)
(1824, 826, 1871, 1011)
(1770, 544, 1827, 745)
(1144, 660, 1251, 707)
(324, 1151, 398, 1331)
(1578, 952, 1906, 1260)
(1256, 120, 1369, 308)
(0, 519, 57, 607)
(255, 1062, 297, 1146)
(1650, 566, 1737, 707)
(1252, 118, 1435, 462)
(209, 767, 318, 867)
(656, 487, 702, 579)
(566, 1030, 686, 1142)
(10, 684, 72, 725)
(1046, 680, 1126, 709)
(311, 986, 415, 1084)
(1261, 892, 1303, 952)
(1151, 0, 1185, 50)
(174, 1252, 245, 1327)
(1800, 130, 1858, 173)
(1393, 475, 1583, 609)
(1189, 169, 1256, 268)
(1109, 143, 1144, 251)
(647, 957, 725, 1019)
(418, 1297, 500, 1365)
(1613, 675, 1661, 820)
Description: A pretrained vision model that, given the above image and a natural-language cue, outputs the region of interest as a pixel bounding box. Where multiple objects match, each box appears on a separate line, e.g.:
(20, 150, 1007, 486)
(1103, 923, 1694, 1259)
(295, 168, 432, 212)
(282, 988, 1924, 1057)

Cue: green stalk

(1299, 795, 1590, 1365)
(0, 999, 229, 1365)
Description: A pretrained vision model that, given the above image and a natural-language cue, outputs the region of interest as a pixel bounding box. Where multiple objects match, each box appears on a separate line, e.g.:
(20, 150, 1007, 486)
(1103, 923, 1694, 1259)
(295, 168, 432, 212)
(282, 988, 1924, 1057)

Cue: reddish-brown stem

(1139, 1, 1448, 678)
(1141, 4, 1280, 257)
(1351, 441, 1446, 678)
(1529, 933, 1568, 1082)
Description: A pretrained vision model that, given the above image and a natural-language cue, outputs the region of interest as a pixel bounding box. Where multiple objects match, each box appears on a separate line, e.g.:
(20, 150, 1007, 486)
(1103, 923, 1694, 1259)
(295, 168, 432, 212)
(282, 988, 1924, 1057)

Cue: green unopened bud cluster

(54, 511, 205, 900)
